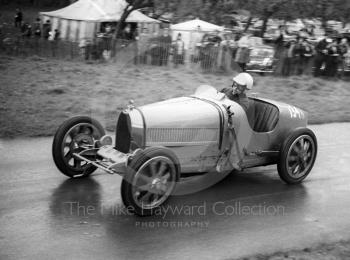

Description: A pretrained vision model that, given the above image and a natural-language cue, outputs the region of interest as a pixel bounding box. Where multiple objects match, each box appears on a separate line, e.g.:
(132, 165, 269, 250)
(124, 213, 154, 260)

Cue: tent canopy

(171, 18, 223, 32)
(40, 0, 160, 23)
(170, 18, 223, 51)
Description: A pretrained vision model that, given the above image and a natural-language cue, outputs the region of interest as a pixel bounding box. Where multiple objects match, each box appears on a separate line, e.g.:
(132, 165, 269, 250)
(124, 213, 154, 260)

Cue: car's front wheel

(52, 116, 105, 178)
(121, 147, 180, 216)
(277, 128, 317, 184)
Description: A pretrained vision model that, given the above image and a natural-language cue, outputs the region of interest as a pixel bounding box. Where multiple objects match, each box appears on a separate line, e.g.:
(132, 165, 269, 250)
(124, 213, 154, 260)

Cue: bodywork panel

(138, 97, 222, 172)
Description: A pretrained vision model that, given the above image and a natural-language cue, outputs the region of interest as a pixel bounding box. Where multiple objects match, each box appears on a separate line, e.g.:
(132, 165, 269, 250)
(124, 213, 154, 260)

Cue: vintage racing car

(52, 85, 317, 216)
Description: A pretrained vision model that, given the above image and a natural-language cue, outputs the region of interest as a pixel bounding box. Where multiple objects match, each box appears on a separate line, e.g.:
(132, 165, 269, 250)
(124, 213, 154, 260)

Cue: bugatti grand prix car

(52, 85, 317, 216)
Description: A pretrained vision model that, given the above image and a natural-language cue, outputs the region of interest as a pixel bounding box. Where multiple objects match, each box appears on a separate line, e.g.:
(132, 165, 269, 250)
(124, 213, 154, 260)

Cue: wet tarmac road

(1, 123, 350, 260)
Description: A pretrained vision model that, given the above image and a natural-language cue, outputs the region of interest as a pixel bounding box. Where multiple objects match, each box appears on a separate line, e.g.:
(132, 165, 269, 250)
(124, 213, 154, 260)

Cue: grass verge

(1, 54, 350, 138)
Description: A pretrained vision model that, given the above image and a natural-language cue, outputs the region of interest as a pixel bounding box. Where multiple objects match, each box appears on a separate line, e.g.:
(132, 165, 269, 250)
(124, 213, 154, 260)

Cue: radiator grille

(115, 112, 131, 153)
(146, 128, 219, 145)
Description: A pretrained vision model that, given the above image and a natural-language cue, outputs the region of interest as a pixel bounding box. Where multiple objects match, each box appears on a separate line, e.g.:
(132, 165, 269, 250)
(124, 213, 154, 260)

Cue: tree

(114, 0, 178, 38)
(114, 0, 153, 40)
(249, 0, 290, 36)
(329, 0, 350, 28)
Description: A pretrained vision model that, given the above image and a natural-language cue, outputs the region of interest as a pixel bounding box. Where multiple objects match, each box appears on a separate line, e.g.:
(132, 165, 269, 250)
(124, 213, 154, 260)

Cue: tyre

(277, 127, 317, 184)
(52, 116, 105, 178)
(121, 147, 180, 216)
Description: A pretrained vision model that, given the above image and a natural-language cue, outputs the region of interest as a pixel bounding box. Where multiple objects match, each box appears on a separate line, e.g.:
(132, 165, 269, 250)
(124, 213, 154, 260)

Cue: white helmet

(232, 73, 254, 90)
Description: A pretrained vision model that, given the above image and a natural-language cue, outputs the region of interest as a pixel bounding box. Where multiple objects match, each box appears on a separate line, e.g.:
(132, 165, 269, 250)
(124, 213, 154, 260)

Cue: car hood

(138, 96, 221, 129)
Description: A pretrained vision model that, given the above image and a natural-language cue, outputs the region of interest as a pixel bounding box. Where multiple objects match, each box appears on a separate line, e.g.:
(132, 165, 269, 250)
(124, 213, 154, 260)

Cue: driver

(220, 72, 253, 111)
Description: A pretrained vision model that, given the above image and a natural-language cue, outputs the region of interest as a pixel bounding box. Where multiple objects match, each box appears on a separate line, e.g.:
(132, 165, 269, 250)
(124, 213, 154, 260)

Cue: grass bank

(1, 54, 350, 138)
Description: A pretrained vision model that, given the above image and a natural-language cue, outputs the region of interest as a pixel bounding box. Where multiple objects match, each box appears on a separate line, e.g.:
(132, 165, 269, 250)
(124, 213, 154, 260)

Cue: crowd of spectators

(1, 7, 350, 77)
(0, 8, 63, 57)
(274, 27, 350, 78)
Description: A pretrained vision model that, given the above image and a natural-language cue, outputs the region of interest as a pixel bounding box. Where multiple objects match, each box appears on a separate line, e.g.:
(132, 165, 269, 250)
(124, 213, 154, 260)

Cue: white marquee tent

(171, 18, 224, 32)
(170, 18, 224, 50)
(40, 0, 160, 41)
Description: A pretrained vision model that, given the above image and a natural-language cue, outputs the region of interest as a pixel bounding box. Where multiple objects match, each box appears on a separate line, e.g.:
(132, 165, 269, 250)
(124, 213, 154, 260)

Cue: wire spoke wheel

(287, 135, 315, 179)
(278, 128, 317, 184)
(132, 156, 176, 210)
(52, 116, 105, 178)
(121, 147, 180, 216)
(61, 123, 98, 171)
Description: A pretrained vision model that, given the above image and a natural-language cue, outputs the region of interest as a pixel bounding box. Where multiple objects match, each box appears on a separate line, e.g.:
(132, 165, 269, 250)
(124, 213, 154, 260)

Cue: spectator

(314, 36, 333, 77)
(281, 40, 296, 77)
(131, 28, 139, 65)
(137, 27, 151, 64)
(20, 22, 27, 34)
(22, 23, 32, 38)
(79, 38, 92, 60)
(159, 28, 172, 66)
(26, 24, 32, 38)
(14, 8, 23, 28)
(49, 29, 60, 57)
(43, 20, 51, 40)
(325, 39, 339, 77)
(54, 29, 60, 40)
(199, 34, 220, 71)
(230, 35, 240, 69)
(173, 33, 185, 67)
(190, 25, 202, 62)
(200, 43, 218, 70)
(274, 26, 285, 56)
(235, 33, 252, 72)
(218, 38, 232, 71)
(338, 38, 349, 78)
(149, 32, 161, 66)
(79, 38, 88, 59)
(94, 35, 105, 60)
(121, 24, 134, 43)
(274, 27, 289, 75)
(293, 37, 304, 75)
(34, 18, 41, 38)
(301, 39, 315, 75)
(105, 24, 112, 34)
(102, 25, 113, 60)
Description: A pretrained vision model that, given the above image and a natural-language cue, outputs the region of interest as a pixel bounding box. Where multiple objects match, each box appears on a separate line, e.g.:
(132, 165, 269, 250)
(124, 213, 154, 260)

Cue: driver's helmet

(232, 73, 254, 90)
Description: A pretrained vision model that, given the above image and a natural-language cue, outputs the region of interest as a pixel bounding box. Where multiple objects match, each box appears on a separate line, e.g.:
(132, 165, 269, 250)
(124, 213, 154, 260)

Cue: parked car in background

(246, 37, 276, 73)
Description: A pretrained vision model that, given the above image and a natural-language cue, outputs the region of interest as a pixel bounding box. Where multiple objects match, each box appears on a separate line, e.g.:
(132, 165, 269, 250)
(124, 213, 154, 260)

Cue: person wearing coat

(301, 39, 315, 75)
(325, 40, 340, 77)
(173, 33, 185, 67)
(338, 38, 349, 78)
(314, 37, 333, 77)
(235, 34, 252, 72)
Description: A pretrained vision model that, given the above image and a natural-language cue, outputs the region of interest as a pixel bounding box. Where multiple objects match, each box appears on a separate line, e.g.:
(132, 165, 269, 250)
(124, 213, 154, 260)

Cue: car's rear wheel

(121, 147, 180, 216)
(52, 116, 105, 178)
(277, 128, 317, 184)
